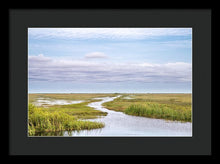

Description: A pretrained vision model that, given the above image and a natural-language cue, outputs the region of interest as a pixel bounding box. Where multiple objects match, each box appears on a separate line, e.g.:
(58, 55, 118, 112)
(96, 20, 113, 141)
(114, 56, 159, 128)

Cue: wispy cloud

(28, 28, 192, 40)
(28, 54, 192, 83)
(85, 52, 108, 59)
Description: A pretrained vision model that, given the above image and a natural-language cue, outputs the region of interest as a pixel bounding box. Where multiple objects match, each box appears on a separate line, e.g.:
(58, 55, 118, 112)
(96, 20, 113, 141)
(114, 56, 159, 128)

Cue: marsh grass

(28, 93, 117, 102)
(28, 104, 104, 136)
(28, 93, 113, 136)
(125, 103, 191, 122)
(44, 102, 107, 119)
(103, 93, 192, 122)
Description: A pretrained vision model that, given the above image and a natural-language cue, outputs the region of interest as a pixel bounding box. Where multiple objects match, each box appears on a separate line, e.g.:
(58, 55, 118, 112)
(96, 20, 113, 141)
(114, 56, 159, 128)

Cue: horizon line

(28, 92, 192, 94)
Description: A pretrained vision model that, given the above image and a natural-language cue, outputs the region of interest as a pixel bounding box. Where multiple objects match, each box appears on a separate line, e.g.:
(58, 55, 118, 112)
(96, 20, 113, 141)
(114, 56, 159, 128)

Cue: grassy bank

(28, 93, 117, 104)
(28, 93, 116, 136)
(28, 104, 104, 136)
(28, 93, 116, 119)
(44, 102, 108, 119)
(103, 94, 192, 122)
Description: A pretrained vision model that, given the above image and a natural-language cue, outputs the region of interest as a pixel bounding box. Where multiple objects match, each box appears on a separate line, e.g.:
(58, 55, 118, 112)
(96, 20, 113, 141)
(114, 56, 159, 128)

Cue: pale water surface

(34, 98, 84, 106)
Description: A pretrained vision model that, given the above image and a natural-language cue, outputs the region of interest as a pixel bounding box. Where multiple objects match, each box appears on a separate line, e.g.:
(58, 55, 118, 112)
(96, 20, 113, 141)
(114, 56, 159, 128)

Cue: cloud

(28, 28, 192, 40)
(85, 52, 108, 59)
(28, 54, 192, 83)
(28, 54, 51, 63)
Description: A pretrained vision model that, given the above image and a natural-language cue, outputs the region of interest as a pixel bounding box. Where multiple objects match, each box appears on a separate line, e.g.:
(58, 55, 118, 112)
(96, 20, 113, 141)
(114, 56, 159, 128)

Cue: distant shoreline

(28, 93, 192, 94)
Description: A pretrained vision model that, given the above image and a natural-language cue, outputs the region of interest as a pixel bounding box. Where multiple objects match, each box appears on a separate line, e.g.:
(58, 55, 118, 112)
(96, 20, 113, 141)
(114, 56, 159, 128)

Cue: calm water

(63, 96, 192, 137)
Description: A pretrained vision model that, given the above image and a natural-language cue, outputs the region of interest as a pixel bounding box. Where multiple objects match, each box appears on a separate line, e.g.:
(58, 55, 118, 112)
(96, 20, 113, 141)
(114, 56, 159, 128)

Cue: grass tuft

(125, 103, 191, 122)
(28, 104, 104, 136)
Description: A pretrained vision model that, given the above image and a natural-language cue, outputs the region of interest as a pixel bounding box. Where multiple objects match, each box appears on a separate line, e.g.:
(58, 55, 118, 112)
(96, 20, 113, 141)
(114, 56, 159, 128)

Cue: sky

(28, 28, 192, 93)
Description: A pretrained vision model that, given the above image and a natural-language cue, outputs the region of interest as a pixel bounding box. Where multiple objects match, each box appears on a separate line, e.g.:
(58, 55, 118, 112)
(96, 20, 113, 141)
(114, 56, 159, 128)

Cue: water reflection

(34, 131, 65, 136)
(34, 129, 104, 137)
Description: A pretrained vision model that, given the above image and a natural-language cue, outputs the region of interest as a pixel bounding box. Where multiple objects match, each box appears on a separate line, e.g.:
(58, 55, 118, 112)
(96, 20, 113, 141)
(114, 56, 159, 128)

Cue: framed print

(9, 9, 211, 155)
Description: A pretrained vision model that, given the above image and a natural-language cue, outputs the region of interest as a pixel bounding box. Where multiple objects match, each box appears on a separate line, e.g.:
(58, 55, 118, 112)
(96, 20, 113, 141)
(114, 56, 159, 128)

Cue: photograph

(28, 27, 192, 137)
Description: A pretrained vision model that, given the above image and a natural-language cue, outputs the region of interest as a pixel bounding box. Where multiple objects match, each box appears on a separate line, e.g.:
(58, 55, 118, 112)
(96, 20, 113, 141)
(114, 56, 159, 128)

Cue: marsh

(28, 93, 192, 137)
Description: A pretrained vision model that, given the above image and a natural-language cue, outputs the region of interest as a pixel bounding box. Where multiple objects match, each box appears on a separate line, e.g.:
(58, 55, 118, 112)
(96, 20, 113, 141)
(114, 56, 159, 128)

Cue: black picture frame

(9, 9, 211, 155)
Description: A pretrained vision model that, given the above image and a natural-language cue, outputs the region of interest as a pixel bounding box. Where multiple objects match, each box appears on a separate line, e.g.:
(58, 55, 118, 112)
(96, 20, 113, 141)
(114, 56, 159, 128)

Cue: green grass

(125, 103, 191, 122)
(28, 93, 111, 119)
(28, 93, 116, 136)
(28, 93, 117, 102)
(28, 93, 192, 136)
(28, 104, 104, 136)
(103, 93, 192, 122)
(44, 102, 107, 119)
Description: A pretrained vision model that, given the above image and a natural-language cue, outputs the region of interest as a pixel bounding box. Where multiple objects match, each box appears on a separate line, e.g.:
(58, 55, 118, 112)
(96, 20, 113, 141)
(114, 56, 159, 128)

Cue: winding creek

(64, 95, 192, 137)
